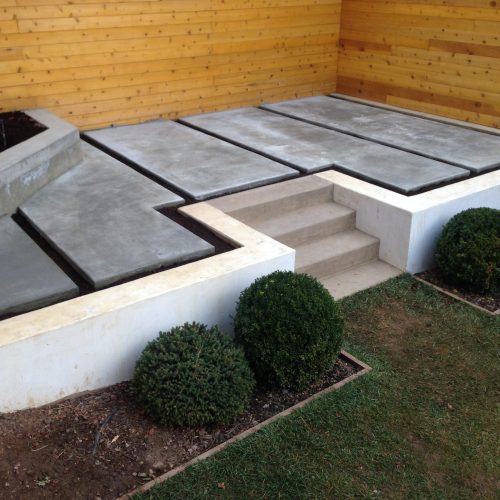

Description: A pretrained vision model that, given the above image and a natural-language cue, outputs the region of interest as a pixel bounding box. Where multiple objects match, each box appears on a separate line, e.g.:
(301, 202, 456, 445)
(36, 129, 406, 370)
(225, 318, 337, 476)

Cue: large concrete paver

(0, 216, 78, 316)
(180, 107, 469, 194)
(85, 120, 297, 200)
(262, 96, 500, 173)
(20, 143, 214, 289)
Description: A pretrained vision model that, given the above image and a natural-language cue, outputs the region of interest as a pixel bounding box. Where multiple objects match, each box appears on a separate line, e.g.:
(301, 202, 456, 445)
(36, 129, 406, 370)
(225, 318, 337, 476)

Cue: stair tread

(253, 202, 354, 240)
(322, 260, 402, 299)
(296, 229, 379, 270)
(209, 175, 332, 215)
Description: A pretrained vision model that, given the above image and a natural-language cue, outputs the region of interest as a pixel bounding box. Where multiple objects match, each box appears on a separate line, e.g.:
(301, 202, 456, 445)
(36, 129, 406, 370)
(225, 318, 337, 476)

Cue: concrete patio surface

(2, 94, 498, 319)
(263, 96, 500, 173)
(19, 142, 214, 289)
(0, 216, 78, 315)
(181, 107, 469, 194)
(85, 120, 297, 200)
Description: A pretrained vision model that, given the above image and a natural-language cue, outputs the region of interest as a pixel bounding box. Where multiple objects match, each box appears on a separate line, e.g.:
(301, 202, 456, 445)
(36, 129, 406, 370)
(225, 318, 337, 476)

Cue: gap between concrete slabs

(262, 96, 500, 173)
(118, 350, 371, 499)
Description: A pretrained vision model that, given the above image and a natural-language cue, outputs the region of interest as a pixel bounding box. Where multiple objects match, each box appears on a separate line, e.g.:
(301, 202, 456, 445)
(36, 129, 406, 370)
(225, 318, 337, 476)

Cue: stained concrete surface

(181, 107, 469, 193)
(85, 120, 297, 200)
(262, 96, 500, 173)
(20, 143, 214, 288)
(0, 216, 78, 316)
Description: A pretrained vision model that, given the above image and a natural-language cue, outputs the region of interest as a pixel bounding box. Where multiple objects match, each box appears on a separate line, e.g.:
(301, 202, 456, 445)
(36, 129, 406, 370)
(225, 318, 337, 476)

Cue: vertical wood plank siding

(0, 1, 341, 130)
(337, 0, 500, 128)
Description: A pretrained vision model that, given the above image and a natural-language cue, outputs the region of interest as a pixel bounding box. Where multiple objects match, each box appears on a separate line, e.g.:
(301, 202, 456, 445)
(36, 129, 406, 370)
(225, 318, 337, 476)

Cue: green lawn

(139, 275, 499, 499)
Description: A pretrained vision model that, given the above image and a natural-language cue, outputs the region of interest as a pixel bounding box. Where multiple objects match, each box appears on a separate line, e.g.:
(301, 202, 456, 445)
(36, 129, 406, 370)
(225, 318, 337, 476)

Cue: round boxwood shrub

(234, 271, 344, 391)
(435, 208, 500, 292)
(132, 322, 255, 427)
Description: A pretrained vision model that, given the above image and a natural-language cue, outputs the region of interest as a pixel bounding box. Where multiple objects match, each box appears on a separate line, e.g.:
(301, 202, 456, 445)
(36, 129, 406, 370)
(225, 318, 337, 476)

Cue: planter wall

(317, 168, 500, 273)
(0, 204, 294, 412)
(0, 109, 81, 216)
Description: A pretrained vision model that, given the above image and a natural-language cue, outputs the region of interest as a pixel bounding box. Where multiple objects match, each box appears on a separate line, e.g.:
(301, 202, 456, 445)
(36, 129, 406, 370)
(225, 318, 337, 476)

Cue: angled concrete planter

(0, 109, 81, 216)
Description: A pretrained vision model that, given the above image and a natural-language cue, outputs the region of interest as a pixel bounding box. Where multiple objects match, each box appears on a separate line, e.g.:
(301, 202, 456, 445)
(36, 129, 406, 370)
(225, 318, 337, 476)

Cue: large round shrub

(435, 208, 499, 292)
(132, 322, 255, 427)
(234, 271, 344, 391)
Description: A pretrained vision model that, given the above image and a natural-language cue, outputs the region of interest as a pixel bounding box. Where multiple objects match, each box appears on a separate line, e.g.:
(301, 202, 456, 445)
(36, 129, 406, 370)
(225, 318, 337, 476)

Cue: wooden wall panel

(0, 0, 341, 129)
(337, 0, 500, 128)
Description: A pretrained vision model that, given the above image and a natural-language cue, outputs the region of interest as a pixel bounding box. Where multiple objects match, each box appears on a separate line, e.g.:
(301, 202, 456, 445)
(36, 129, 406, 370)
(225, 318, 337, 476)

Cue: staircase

(209, 175, 401, 299)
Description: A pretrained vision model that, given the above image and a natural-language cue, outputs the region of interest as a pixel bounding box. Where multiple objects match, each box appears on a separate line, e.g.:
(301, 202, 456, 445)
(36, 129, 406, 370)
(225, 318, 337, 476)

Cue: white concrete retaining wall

(0, 205, 294, 412)
(317, 170, 500, 273)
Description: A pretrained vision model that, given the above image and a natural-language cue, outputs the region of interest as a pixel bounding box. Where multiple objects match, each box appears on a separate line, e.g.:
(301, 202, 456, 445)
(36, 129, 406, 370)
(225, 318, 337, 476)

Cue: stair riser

(230, 185, 334, 225)
(296, 241, 379, 279)
(278, 212, 356, 247)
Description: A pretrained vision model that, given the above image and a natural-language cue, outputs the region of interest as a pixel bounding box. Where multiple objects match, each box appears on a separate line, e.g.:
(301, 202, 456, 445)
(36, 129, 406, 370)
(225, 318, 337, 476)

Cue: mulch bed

(0, 355, 359, 500)
(0, 112, 47, 152)
(417, 270, 499, 313)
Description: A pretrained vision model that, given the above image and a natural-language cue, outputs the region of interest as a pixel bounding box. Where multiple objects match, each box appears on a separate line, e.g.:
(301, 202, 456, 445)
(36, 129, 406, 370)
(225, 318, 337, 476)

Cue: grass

(138, 274, 499, 499)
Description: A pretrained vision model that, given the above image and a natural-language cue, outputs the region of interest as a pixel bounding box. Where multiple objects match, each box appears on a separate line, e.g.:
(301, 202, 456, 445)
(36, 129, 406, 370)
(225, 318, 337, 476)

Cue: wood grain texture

(337, 0, 500, 128)
(2, 1, 498, 129)
(0, 0, 341, 129)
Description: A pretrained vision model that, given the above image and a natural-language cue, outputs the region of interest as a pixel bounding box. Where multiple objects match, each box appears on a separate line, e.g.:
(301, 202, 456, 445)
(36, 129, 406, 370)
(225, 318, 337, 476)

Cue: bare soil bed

(417, 269, 499, 313)
(0, 112, 47, 152)
(0, 355, 359, 499)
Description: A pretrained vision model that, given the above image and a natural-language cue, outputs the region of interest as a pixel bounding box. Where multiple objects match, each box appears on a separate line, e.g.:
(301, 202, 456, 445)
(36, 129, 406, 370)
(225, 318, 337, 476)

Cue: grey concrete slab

(262, 96, 500, 173)
(20, 143, 214, 289)
(180, 107, 469, 193)
(85, 120, 297, 200)
(0, 216, 78, 316)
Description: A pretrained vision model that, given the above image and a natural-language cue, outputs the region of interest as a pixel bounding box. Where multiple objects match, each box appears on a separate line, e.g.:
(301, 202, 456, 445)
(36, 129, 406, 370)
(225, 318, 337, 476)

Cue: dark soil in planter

(0, 354, 359, 500)
(417, 269, 499, 313)
(0, 112, 47, 152)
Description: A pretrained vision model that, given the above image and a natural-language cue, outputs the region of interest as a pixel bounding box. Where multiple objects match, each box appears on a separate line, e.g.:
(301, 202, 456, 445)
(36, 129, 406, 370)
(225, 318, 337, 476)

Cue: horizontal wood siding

(0, 1, 341, 130)
(337, 0, 500, 128)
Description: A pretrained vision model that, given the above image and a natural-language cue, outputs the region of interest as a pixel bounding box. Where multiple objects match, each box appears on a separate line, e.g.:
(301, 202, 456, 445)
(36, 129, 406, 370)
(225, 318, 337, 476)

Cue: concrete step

(296, 229, 379, 278)
(209, 175, 333, 224)
(253, 202, 355, 247)
(322, 260, 402, 299)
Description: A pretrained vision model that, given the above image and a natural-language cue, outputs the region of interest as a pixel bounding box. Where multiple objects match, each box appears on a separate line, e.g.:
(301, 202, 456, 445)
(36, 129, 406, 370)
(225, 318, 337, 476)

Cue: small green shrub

(132, 322, 255, 427)
(234, 271, 344, 391)
(435, 207, 500, 292)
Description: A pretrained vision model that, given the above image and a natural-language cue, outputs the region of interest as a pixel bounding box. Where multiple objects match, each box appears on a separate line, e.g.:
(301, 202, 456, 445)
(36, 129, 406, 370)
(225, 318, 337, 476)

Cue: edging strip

(414, 277, 499, 316)
(118, 350, 371, 499)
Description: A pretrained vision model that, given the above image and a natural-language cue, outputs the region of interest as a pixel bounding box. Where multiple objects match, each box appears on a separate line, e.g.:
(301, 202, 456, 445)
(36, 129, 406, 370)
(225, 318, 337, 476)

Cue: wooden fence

(0, 0, 341, 130)
(337, 0, 500, 128)
(1, 1, 499, 129)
